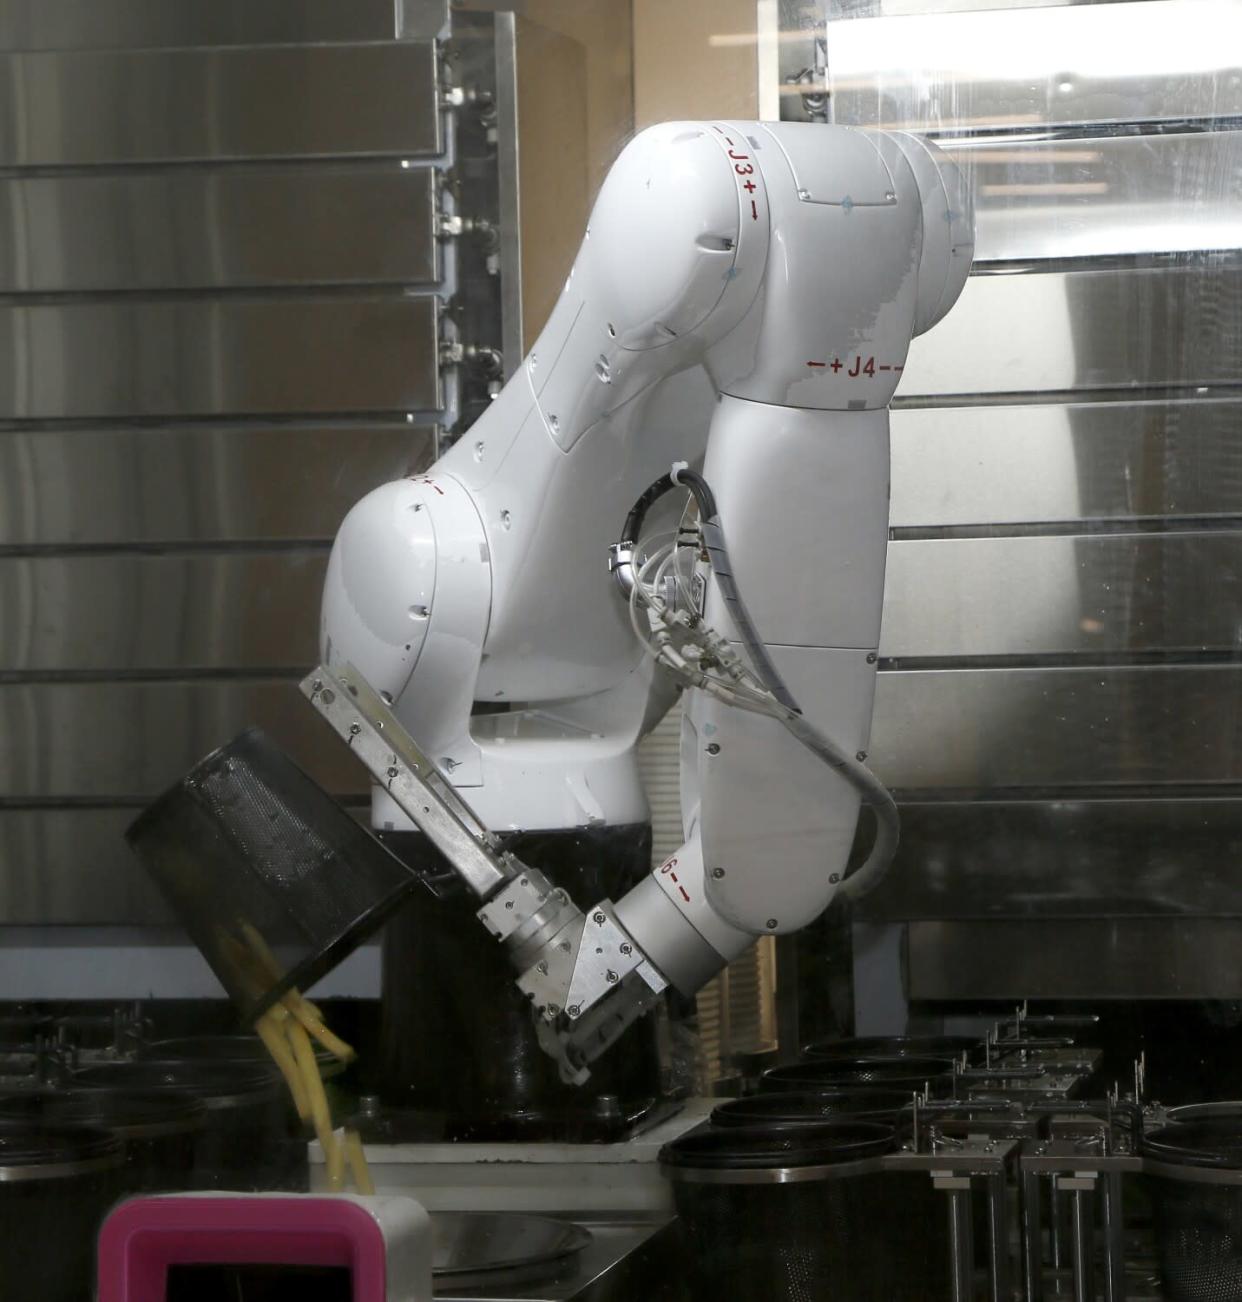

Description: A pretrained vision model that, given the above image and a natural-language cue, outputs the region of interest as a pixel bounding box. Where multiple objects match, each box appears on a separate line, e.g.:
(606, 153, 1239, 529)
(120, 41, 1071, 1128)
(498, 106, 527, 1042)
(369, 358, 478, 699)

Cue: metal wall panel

(890, 400, 1242, 528)
(881, 531, 1242, 659)
(0, 680, 367, 800)
(947, 130, 1242, 266)
(899, 262, 1242, 399)
(0, 425, 429, 547)
(0, 42, 440, 166)
(859, 799, 1242, 922)
(0, 553, 326, 673)
(0, 167, 439, 293)
(0, 1, 402, 50)
(871, 665, 1242, 790)
(0, 809, 171, 925)
(0, 297, 440, 419)
(908, 919, 1242, 1000)
(827, 2, 1242, 131)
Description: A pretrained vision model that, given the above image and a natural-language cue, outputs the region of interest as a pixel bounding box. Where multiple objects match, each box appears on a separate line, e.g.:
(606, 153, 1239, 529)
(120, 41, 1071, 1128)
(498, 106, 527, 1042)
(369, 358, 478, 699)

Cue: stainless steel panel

(0, 553, 325, 672)
(0, 0, 400, 50)
(890, 399, 1242, 528)
(870, 665, 1242, 789)
(0, 803, 366, 926)
(0, 809, 171, 925)
(882, 531, 1242, 659)
(0, 167, 438, 293)
(0, 424, 431, 547)
(0, 680, 367, 799)
(0, 297, 440, 419)
(0, 43, 440, 166)
(899, 263, 1242, 398)
(827, 2, 1242, 131)
(907, 918, 1242, 1000)
(945, 130, 1242, 266)
(858, 799, 1242, 922)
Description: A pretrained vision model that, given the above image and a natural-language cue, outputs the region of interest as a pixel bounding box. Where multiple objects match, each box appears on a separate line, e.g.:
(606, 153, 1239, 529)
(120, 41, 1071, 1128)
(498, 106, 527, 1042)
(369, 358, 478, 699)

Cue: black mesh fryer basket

(1143, 1120, 1242, 1302)
(662, 1121, 949, 1302)
(126, 728, 420, 1022)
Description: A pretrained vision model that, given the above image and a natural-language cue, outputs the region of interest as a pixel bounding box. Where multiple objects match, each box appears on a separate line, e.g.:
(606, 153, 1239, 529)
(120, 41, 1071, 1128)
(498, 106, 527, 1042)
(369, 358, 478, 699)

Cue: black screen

(165, 1264, 352, 1302)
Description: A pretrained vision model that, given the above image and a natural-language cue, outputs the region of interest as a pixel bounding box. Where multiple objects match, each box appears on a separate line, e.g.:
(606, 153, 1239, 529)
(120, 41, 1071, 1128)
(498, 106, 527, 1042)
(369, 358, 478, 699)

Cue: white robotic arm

(313, 121, 973, 1080)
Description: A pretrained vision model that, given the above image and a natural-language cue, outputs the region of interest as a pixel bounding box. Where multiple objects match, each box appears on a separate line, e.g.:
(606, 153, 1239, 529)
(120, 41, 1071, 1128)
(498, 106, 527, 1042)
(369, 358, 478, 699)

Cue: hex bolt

(866, 652, 878, 664)
(593, 912, 606, 926)
(829, 873, 841, 884)
(537, 960, 548, 975)
(606, 970, 619, 983)
(567, 1005, 581, 1019)
(348, 722, 361, 736)
(856, 751, 867, 762)
(766, 918, 778, 929)
(619, 943, 633, 956)
(711, 867, 726, 879)
(387, 767, 399, 780)
(560, 940, 572, 953)
(706, 742, 721, 755)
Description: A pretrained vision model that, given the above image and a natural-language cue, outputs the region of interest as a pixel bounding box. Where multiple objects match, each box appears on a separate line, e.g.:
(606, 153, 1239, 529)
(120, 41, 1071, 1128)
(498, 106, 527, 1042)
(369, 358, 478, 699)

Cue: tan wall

(513, 1, 634, 341)
(633, 0, 758, 129)
(506, 0, 760, 340)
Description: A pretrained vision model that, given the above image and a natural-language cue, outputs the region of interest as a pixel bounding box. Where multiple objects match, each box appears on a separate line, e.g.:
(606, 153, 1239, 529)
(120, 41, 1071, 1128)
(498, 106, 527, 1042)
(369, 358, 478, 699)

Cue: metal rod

(1022, 1169, 1045, 1302)
(1049, 1177, 1064, 1273)
(1071, 1187, 1095, 1302)
(1102, 1172, 1127, 1302)
(986, 1170, 1011, 1302)
(947, 1187, 975, 1302)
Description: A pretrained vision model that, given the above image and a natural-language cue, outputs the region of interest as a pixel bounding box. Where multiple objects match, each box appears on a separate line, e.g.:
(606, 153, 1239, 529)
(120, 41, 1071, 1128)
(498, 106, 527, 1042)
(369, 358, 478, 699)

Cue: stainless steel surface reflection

(432, 1213, 592, 1289)
(0, 42, 441, 166)
(0, 296, 440, 419)
(827, 1, 1242, 132)
(900, 262, 1242, 398)
(0, 167, 439, 293)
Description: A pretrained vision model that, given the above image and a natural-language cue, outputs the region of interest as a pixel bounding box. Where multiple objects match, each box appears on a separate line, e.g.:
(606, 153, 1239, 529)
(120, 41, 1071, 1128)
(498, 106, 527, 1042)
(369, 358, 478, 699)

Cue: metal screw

(505, 900, 514, 910)
(866, 652, 878, 664)
(537, 960, 548, 974)
(312, 679, 323, 694)
(593, 911, 606, 926)
(520, 877, 528, 887)
(560, 940, 572, 952)
(567, 1005, 581, 1019)
(706, 742, 721, 755)
(856, 751, 867, 762)
(320, 689, 335, 704)
(348, 722, 361, 736)
(711, 867, 726, 879)
(829, 873, 840, 884)
(387, 767, 399, 780)
(766, 918, 778, 929)
(619, 943, 633, 956)
(606, 970, 619, 983)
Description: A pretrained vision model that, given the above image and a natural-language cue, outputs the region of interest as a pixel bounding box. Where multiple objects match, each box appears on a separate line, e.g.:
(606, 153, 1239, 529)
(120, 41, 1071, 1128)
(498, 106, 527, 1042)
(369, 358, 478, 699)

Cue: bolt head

(619, 943, 633, 955)
(711, 867, 726, 880)
(829, 873, 840, 884)
(706, 742, 721, 756)
(567, 1005, 581, 1019)
(866, 652, 878, 664)
(855, 751, 867, 762)
(537, 961, 548, 974)
(560, 940, 571, 952)
(348, 722, 361, 735)
(606, 969, 619, 983)
(320, 688, 335, 704)
(766, 918, 778, 930)
(592, 911, 607, 926)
